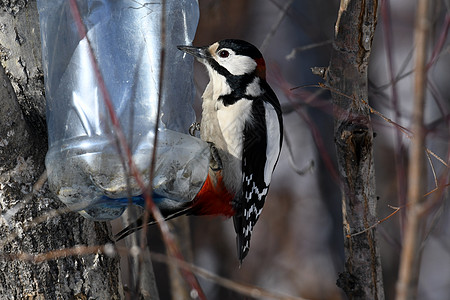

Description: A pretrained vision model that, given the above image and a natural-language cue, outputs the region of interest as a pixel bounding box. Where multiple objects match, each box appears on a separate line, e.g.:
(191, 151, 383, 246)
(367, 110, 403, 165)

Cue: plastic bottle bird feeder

(37, 0, 208, 220)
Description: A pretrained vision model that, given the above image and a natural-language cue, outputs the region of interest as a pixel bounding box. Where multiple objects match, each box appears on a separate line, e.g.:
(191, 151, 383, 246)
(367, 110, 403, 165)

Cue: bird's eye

(218, 50, 229, 58)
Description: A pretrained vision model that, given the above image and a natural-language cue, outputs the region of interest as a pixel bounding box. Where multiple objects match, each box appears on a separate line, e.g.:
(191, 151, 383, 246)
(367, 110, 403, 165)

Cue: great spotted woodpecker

(116, 39, 283, 262)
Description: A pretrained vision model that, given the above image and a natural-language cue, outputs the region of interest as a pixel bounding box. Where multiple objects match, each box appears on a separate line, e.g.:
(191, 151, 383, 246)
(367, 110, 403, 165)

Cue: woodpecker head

(178, 39, 267, 81)
(178, 39, 268, 108)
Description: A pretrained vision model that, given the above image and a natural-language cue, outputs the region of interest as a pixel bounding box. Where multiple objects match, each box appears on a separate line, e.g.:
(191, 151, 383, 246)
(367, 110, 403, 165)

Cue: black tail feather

(114, 203, 193, 241)
(233, 213, 249, 264)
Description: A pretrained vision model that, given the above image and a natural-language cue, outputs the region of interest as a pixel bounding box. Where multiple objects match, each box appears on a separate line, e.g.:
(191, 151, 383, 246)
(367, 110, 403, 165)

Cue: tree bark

(326, 1, 385, 299)
(0, 1, 122, 299)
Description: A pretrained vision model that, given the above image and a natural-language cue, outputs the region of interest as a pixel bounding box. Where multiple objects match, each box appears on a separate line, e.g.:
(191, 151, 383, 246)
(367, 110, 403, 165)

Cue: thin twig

(4, 245, 108, 263)
(140, 0, 167, 242)
(338, 177, 449, 238)
(291, 83, 448, 238)
(283, 128, 314, 176)
(68, 0, 154, 220)
(135, 0, 168, 295)
(286, 40, 333, 60)
(150, 252, 310, 300)
(426, 148, 449, 167)
(395, 0, 430, 298)
(6, 245, 310, 300)
(427, 13, 450, 69)
(381, 0, 409, 232)
(374, 12, 449, 93)
(278, 82, 340, 183)
(426, 150, 438, 190)
(360, 98, 413, 139)
(315, 83, 449, 170)
(260, 0, 294, 52)
(348, 205, 401, 238)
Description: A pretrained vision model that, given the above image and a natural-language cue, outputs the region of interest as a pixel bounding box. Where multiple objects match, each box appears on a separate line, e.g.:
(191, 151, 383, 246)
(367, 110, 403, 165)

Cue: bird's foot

(208, 142, 223, 171)
(189, 122, 201, 136)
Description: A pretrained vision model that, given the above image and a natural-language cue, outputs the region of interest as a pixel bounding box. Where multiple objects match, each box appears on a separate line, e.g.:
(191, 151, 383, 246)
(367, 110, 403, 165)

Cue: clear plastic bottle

(37, 0, 206, 220)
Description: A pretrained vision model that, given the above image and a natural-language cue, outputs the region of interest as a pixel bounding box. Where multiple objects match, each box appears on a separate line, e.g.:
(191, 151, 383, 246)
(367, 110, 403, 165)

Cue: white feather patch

(263, 102, 281, 185)
(215, 50, 257, 76)
(245, 77, 263, 97)
(204, 65, 231, 103)
(217, 99, 253, 159)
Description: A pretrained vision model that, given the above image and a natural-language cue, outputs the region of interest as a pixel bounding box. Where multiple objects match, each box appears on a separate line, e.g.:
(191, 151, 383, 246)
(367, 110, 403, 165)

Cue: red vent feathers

(191, 172, 235, 217)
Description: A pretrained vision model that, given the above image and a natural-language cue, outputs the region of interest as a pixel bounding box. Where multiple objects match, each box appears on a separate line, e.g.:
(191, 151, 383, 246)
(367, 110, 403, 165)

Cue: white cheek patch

(219, 54, 257, 76)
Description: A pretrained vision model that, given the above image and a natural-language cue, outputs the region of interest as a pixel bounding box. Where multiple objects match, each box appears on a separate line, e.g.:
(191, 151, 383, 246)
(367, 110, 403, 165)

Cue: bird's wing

(233, 94, 282, 262)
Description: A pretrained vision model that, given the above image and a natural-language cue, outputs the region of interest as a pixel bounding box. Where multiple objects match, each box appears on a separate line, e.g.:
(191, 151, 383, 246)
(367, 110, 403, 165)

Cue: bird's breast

(200, 88, 254, 195)
(216, 98, 253, 159)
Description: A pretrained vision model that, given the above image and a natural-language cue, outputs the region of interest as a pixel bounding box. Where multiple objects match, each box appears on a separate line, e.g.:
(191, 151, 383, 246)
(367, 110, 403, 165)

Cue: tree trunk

(326, 1, 385, 299)
(0, 1, 122, 298)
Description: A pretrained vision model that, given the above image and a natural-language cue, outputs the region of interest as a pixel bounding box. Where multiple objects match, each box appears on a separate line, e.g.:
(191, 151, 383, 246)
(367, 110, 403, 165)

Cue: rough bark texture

(326, 1, 385, 299)
(0, 1, 122, 299)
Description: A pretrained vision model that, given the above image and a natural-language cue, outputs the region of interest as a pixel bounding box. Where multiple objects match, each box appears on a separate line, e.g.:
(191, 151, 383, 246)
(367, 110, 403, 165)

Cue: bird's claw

(208, 142, 223, 171)
(189, 122, 201, 136)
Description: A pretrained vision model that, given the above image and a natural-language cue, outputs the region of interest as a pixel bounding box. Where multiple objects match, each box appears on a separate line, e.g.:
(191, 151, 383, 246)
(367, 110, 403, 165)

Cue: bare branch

(260, 0, 294, 52)
(395, 0, 431, 298)
(328, 0, 384, 298)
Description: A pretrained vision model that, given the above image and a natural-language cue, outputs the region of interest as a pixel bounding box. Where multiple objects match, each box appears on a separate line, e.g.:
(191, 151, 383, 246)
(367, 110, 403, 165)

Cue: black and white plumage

(178, 39, 283, 261)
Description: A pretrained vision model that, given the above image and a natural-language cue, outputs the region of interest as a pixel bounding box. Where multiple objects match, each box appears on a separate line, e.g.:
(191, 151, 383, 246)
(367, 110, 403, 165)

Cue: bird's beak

(177, 45, 210, 59)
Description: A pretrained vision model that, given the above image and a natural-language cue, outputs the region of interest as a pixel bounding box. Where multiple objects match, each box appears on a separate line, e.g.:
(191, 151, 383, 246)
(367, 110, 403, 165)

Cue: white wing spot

(245, 77, 263, 97)
(245, 174, 253, 186)
(248, 182, 268, 202)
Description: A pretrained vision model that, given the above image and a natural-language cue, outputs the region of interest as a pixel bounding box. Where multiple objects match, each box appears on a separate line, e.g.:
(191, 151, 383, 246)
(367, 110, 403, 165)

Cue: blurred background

(115, 0, 450, 299)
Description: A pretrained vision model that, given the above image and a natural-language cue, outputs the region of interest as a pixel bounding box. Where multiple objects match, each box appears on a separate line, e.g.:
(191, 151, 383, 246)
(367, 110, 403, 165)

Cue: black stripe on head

(217, 39, 263, 60)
